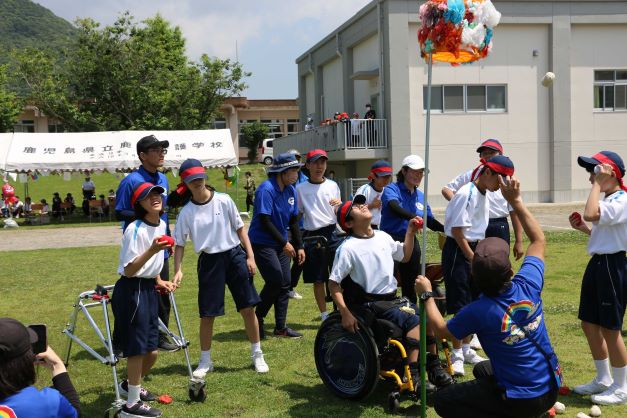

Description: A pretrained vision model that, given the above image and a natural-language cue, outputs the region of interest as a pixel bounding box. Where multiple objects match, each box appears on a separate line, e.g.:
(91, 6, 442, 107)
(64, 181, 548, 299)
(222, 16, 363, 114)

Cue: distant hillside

(0, 0, 76, 64)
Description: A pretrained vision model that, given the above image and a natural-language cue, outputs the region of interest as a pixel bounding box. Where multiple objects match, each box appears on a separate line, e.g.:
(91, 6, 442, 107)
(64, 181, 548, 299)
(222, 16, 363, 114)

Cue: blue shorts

(302, 225, 342, 283)
(112, 276, 159, 357)
(486, 217, 510, 245)
(197, 246, 261, 317)
(442, 237, 479, 315)
(366, 301, 420, 334)
(578, 252, 627, 330)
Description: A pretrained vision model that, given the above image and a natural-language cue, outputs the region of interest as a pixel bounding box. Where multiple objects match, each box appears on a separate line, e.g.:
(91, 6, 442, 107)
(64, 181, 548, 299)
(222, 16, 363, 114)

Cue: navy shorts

(486, 217, 510, 245)
(197, 246, 261, 317)
(578, 252, 627, 330)
(302, 225, 342, 283)
(366, 301, 420, 334)
(112, 276, 159, 357)
(442, 237, 479, 315)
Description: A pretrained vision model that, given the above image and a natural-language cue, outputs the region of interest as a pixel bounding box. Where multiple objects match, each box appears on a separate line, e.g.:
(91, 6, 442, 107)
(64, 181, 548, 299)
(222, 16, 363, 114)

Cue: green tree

(241, 122, 269, 163)
(13, 13, 249, 132)
(0, 65, 22, 132)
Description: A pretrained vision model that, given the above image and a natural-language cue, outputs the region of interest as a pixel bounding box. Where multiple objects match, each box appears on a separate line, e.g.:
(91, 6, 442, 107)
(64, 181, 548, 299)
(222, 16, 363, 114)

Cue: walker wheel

(387, 391, 400, 414)
(189, 386, 206, 402)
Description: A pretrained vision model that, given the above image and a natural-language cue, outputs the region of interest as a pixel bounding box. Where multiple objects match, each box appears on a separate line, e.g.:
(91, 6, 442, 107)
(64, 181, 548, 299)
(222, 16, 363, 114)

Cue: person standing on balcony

(305, 118, 314, 131)
(364, 104, 376, 147)
(350, 113, 361, 148)
(296, 149, 342, 323)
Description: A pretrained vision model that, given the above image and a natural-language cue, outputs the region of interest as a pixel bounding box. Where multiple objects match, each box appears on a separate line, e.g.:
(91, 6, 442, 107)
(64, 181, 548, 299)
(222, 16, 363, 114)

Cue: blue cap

(578, 151, 625, 177)
(370, 160, 393, 177)
(267, 153, 304, 174)
(179, 159, 208, 184)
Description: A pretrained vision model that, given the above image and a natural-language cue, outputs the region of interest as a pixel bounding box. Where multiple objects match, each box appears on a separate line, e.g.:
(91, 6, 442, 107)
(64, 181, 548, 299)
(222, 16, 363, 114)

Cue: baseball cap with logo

(336, 194, 367, 233)
(179, 159, 207, 184)
(306, 149, 328, 163)
(476, 139, 504, 154)
(131, 182, 165, 206)
(136, 135, 170, 155)
(0, 318, 38, 362)
(471, 237, 513, 296)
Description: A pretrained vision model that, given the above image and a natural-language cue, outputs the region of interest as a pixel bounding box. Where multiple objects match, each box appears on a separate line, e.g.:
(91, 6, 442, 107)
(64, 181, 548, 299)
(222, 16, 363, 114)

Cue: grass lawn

(1, 231, 626, 417)
(8, 162, 268, 220)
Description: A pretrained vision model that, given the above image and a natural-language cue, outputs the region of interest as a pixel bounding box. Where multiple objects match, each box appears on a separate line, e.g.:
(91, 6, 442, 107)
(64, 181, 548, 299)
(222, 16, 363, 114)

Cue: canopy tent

(0, 129, 237, 172)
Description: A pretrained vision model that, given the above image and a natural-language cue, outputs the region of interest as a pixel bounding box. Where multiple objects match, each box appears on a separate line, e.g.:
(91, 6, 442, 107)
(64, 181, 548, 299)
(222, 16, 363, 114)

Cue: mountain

(0, 0, 77, 64)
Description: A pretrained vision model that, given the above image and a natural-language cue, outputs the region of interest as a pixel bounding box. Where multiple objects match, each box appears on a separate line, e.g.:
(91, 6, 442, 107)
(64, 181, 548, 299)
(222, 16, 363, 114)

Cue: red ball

(159, 235, 175, 246)
(548, 407, 556, 417)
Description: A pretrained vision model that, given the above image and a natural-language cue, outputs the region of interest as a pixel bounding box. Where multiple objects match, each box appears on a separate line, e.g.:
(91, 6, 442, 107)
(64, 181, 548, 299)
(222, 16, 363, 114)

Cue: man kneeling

(328, 194, 451, 392)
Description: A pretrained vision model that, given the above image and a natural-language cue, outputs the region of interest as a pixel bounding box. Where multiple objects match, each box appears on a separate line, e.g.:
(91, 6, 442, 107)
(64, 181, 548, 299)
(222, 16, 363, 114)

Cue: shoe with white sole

(287, 290, 303, 300)
(470, 334, 482, 351)
(463, 348, 486, 365)
(573, 378, 612, 395)
(451, 353, 465, 376)
(252, 352, 269, 373)
(192, 361, 214, 379)
(591, 384, 627, 405)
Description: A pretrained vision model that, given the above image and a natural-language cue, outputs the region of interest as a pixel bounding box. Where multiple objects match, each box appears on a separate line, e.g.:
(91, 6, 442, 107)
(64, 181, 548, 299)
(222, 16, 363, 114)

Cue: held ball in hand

(412, 218, 424, 229)
(569, 212, 582, 226)
(159, 235, 175, 246)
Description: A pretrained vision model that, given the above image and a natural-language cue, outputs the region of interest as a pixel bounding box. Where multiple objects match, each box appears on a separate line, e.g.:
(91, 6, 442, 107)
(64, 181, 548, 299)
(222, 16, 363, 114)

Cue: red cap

(306, 149, 328, 163)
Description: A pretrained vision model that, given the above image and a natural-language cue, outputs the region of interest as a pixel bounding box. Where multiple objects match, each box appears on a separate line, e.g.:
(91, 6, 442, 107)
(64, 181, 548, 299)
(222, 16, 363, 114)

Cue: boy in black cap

(328, 195, 444, 391)
(569, 151, 627, 405)
(115, 134, 176, 351)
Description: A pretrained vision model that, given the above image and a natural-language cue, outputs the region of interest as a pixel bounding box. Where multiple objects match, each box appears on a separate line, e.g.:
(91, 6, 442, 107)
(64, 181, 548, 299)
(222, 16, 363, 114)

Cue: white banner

(0, 129, 237, 172)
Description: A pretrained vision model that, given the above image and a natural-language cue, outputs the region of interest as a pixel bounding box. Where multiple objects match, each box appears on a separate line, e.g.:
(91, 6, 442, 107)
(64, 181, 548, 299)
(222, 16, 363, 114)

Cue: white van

(260, 138, 273, 165)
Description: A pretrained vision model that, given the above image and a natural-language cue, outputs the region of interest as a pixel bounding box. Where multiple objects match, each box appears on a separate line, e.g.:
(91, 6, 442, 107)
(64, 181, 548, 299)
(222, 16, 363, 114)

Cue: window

(212, 118, 227, 129)
(423, 85, 507, 113)
(14, 120, 35, 133)
(287, 119, 300, 134)
(48, 123, 64, 133)
(594, 70, 627, 111)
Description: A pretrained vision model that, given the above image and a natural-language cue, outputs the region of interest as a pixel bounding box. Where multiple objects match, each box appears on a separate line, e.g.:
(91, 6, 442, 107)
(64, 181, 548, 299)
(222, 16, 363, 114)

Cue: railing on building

(337, 177, 370, 200)
(274, 119, 387, 155)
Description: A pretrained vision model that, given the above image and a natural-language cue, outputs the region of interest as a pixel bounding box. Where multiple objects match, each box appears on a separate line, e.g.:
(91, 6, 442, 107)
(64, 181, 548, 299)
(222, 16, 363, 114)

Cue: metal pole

(419, 53, 433, 418)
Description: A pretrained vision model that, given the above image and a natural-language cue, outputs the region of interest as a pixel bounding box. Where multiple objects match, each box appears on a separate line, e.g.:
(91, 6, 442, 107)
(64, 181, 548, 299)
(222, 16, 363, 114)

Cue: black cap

(0, 318, 38, 362)
(136, 135, 170, 155)
(471, 238, 512, 290)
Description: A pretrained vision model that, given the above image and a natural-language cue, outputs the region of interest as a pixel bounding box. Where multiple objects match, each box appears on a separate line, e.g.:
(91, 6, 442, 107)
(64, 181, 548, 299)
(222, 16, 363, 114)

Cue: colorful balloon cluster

(418, 0, 501, 65)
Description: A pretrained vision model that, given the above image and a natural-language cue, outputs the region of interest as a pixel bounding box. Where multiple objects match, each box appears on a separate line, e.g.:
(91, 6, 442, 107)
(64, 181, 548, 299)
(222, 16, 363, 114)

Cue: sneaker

(463, 348, 486, 365)
(157, 333, 179, 352)
(192, 361, 214, 379)
(427, 353, 453, 387)
(273, 327, 303, 338)
(451, 353, 465, 376)
(122, 401, 162, 417)
(252, 352, 269, 373)
(470, 334, 482, 351)
(118, 381, 156, 402)
(287, 290, 303, 300)
(591, 384, 627, 405)
(573, 378, 612, 395)
(410, 366, 437, 394)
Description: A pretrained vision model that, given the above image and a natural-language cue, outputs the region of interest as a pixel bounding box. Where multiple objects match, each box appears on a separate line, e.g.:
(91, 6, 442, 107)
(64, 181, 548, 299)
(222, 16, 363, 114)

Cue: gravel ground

(0, 203, 585, 252)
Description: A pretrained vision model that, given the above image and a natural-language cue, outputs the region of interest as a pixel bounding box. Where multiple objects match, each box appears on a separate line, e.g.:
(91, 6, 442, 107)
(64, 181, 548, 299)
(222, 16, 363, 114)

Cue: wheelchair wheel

(314, 312, 380, 399)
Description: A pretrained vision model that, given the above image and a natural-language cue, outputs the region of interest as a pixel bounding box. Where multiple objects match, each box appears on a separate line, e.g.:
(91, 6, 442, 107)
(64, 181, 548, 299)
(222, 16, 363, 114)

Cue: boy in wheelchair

(327, 194, 452, 392)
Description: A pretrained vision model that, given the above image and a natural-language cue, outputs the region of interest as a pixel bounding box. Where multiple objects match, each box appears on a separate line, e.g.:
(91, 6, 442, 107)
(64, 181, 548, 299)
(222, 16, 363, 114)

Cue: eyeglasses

(146, 148, 167, 155)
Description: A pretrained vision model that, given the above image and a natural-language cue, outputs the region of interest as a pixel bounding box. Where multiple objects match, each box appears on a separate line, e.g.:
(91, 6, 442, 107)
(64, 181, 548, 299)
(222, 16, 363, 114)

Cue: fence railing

(274, 119, 387, 155)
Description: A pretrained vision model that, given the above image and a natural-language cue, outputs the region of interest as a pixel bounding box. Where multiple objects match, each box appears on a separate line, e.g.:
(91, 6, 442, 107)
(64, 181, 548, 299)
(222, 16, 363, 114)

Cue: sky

(34, 0, 373, 99)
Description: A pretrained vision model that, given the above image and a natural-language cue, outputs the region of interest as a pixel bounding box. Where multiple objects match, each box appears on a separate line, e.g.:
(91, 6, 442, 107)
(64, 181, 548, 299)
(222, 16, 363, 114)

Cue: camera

(28, 324, 47, 354)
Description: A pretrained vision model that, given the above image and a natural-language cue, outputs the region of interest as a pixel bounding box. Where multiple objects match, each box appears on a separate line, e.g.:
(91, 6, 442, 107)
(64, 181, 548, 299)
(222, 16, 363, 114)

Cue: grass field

(1, 231, 626, 417)
(7, 162, 269, 218)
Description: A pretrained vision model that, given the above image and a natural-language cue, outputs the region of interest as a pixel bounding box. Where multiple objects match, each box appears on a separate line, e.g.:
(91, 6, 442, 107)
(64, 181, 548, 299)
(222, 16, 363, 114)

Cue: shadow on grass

(280, 382, 371, 418)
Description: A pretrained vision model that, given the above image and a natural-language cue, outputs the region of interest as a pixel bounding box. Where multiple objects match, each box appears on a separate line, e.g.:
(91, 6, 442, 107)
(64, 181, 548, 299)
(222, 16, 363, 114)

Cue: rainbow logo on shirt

(500, 300, 536, 332)
(0, 405, 17, 418)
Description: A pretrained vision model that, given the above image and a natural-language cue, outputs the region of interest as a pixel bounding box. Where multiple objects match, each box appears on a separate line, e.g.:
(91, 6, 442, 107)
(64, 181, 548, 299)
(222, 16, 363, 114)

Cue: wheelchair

(314, 264, 452, 413)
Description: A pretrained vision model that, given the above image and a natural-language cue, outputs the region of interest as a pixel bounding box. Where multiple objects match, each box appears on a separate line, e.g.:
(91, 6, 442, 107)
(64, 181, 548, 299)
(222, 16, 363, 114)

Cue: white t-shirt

(82, 180, 95, 191)
(296, 179, 341, 231)
(444, 182, 489, 242)
(588, 190, 627, 255)
(118, 219, 166, 278)
(329, 230, 404, 294)
(356, 182, 385, 226)
(445, 169, 512, 218)
(174, 192, 243, 254)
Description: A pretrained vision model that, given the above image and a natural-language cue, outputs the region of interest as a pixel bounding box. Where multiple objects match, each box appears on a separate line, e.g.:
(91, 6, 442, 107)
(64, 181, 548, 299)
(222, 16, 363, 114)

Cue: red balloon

(2, 184, 14, 198)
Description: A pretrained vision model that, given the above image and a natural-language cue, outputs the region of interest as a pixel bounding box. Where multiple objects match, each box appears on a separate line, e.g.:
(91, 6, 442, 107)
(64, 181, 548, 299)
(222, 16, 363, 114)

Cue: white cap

(401, 155, 425, 170)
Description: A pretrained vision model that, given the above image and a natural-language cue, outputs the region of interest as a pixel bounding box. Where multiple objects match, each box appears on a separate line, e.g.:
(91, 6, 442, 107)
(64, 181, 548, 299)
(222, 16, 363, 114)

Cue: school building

(274, 0, 627, 204)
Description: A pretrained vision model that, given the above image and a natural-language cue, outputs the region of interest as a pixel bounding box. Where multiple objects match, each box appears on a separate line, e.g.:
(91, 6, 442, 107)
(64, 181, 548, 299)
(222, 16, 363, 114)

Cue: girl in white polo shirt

(171, 159, 268, 378)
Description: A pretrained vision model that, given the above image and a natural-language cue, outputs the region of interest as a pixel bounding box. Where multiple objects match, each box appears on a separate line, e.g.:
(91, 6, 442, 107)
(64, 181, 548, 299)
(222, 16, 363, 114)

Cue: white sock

(126, 384, 141, 406)
(200, 350, 212, 365)
(611, 365, 627, 390)
(251, 342, 262, 355)
(320, 311, 328, 321)
(462, 344, 472, 356)
(595, 358, 613, 385)
(452, 348, 463, 360)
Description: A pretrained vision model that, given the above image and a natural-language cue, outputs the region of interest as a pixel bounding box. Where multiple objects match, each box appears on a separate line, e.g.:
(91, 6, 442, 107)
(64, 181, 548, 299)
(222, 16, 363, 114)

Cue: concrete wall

(322, 58, 344, 119)
(353, 34, 380, 115)
(305, 74, 315, 118)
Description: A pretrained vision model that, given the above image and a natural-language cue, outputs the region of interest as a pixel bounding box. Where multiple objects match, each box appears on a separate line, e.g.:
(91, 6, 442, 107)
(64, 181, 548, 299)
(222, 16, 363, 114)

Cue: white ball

(553, 401, 566, 414)
(541, 72, 555, 87)
(590, 405, 602, 417)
